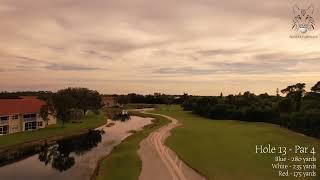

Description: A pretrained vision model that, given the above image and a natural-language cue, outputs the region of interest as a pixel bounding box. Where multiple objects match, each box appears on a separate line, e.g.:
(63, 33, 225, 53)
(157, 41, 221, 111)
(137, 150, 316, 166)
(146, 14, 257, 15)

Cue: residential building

(0, 98, 56, 135)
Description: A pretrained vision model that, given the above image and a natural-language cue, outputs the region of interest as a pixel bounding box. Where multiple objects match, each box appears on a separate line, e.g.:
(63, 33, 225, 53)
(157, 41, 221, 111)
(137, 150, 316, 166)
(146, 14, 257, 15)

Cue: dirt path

(138, 111, 206, 180)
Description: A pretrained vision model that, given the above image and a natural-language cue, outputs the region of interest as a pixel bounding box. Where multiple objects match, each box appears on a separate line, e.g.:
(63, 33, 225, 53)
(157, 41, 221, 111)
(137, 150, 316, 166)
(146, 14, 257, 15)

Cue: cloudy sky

(0, 0, 319, 95)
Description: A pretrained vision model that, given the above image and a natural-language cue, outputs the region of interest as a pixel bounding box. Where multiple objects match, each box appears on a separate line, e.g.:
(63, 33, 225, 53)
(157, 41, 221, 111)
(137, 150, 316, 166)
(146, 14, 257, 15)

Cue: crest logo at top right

(292, 4, 315, 33)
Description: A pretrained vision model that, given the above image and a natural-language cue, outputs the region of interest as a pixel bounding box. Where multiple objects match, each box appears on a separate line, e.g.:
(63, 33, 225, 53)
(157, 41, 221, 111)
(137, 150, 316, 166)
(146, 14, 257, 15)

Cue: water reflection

(0, 116, 153, 180)
(38, 130, 102, 171)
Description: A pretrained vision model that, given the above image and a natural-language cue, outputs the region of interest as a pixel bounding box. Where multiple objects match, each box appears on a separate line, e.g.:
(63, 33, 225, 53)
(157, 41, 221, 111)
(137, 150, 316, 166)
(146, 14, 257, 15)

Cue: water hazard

(0, 116, 153, 180)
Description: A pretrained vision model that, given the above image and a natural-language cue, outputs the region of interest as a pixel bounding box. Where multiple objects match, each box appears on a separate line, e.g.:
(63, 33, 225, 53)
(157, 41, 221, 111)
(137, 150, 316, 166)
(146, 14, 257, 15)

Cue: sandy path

(138, 111, 206, 180)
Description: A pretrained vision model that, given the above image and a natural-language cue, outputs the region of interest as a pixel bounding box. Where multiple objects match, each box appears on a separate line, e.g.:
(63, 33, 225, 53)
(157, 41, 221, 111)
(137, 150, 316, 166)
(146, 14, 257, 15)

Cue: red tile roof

(0, 99, 46, 116)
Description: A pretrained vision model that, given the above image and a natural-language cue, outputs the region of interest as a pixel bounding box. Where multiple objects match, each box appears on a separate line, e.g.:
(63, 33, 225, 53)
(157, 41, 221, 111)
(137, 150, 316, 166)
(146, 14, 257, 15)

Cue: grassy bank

(0, 111, 107, 149)
(153, 105, 320, 180)
(93, 111, 170, 180)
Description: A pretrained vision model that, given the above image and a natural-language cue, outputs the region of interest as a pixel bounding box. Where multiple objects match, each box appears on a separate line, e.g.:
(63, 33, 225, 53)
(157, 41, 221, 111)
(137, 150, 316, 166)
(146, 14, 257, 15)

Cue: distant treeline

(182, 81, 320, 138)
(0, 91, 53, 99)
(116, 93, 185, 105)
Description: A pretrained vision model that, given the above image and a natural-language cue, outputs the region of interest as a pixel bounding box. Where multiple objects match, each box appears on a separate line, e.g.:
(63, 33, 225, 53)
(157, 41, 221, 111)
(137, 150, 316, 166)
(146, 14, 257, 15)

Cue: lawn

(153, 105, 320, 180)
(123, 103, 157, 110)
(0, 111, 107, 149)
(93, 112, 170, 180)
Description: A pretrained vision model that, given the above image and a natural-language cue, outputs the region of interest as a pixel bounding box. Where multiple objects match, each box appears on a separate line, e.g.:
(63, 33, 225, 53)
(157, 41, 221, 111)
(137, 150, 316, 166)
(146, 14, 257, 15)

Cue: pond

(0, 116, 153, 180)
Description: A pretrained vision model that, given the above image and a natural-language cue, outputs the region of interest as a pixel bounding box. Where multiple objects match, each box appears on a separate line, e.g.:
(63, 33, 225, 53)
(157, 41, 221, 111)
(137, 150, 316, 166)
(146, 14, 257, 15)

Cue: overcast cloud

(0, 0, 319, 95)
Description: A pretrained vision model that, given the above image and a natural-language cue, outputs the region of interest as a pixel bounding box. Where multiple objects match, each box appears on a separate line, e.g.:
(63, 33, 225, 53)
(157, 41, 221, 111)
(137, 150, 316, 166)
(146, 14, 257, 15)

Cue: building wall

(1, 112, 57, 135)
(37, 113, 57, 126)
(8, 114, 21, 134)
(36, 114, 45, 129)
(21, 113, 42, 131)
(47, 114, 57, 125)
(14, 112, 57, 133)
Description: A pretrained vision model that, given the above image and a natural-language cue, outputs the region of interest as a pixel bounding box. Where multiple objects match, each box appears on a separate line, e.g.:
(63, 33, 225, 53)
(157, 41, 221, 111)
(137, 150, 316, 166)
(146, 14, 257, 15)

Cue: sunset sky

(0, 0, 319, 95)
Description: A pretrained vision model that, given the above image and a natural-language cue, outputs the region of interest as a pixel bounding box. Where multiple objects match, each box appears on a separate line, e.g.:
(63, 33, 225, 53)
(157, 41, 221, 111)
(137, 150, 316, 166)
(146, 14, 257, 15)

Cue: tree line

(182, 81, 320, 138)
(2, 82, 319, 137)
(116, 93, 184, 105)
(0, 91, 53, 99)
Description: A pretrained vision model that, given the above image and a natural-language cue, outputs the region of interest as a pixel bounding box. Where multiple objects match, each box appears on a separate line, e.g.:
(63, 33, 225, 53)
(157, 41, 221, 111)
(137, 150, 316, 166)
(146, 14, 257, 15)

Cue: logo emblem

(292, 5, 315, 33)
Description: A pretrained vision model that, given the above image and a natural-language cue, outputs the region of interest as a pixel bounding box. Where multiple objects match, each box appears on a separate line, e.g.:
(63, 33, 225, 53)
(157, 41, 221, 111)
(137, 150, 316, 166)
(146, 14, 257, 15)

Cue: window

(0, 116, 9, 121)
(0, 125, 8, 135)
(0, 117, 9, 125)
(12, 115, 19, 120)
(23, 114, 37, 121)
(25, 122, 37, 131)
(37, 122, 43, 127)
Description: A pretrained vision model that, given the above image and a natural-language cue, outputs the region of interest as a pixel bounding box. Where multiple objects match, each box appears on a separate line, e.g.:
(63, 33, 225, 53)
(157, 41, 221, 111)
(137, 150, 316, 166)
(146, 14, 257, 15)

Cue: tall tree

(51, 87, 103, 127)
(281, 83, 306, 111)
(40, 105, 49, 125)
(52, 92, 77, 127)
(311, 81, 320, 93)
(78, 89, 103, 115)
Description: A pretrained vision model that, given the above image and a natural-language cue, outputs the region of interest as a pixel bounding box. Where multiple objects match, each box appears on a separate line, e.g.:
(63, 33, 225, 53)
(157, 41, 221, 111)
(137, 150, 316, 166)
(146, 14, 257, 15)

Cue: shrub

(288, 110, 320, 137)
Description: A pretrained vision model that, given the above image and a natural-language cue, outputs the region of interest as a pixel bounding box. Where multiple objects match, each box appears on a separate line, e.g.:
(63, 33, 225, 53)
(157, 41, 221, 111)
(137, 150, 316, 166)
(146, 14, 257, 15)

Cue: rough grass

(153, 105, 320, 180)
(0, 111, 107, 149)
(94, 111, 170, 180)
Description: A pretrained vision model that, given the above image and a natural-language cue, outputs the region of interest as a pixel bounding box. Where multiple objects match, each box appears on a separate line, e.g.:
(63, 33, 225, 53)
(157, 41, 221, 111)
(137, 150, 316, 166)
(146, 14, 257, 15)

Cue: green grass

(153, 105, 320, 180)
(94, 111, 170, 180)
(123, 103, 157, 110)
(0, 111, 107, 149)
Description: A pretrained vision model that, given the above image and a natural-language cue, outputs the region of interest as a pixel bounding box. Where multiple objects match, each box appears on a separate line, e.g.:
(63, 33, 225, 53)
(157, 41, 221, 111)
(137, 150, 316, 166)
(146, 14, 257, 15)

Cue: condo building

(0, 98, 56, 135)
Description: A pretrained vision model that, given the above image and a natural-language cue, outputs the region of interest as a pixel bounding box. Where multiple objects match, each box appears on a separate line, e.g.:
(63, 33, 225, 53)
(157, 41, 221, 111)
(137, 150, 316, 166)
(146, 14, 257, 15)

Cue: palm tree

(311, 81, 320, 93)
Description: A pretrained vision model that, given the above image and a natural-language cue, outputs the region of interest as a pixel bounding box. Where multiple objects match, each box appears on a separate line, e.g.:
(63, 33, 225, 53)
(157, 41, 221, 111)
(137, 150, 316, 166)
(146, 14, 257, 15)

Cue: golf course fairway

(153, 105, 320, 180)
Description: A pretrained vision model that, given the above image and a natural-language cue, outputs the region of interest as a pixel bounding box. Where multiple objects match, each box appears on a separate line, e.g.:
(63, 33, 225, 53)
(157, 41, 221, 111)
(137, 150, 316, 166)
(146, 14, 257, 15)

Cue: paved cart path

(138, 111, 206, 180)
